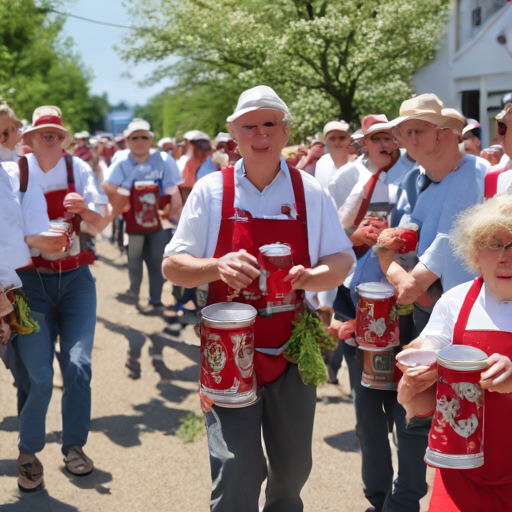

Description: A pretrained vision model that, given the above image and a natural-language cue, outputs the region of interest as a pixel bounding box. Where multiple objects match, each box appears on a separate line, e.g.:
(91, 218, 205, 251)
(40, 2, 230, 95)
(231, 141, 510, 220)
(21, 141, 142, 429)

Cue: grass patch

(176, 412, 205, 443)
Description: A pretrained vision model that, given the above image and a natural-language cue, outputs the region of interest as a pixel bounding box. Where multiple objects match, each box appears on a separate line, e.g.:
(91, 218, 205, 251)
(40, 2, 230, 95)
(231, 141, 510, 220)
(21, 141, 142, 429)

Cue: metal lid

(259, 243, 292, 256)
(356, 281, 395, 300)
(201, 302, 257, 323)
(436, 345, 489, 371)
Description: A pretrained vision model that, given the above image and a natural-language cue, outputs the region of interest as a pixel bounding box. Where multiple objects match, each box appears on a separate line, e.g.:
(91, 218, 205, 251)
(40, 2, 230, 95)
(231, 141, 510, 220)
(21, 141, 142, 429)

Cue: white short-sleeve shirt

(421, 280, 512, 349)
(165, 157, 355, 267)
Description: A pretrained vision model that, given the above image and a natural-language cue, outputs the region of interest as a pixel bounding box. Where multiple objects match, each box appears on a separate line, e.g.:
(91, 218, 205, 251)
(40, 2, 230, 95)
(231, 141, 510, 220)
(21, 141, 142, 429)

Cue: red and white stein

(361, 347, 401, 390)
(200, 302, 258, 408)
(355, 282, 399, 350)
(426, 345, 488, 469)
(258, 243, 294, 304)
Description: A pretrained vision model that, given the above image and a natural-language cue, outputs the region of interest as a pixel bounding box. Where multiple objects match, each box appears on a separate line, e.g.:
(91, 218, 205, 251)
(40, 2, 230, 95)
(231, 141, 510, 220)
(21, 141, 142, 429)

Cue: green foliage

(175, 412, 205, 443)
(0, 0, 108, 132)
(122, 0, 450, 138)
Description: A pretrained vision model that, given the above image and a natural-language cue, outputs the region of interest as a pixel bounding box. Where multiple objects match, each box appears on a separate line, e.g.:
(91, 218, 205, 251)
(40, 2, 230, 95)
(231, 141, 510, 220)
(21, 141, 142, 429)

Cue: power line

(50, 8, 135, 30)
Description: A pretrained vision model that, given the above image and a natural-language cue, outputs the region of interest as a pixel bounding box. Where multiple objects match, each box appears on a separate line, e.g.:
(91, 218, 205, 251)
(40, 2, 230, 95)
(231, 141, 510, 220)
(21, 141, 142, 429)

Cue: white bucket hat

(227, 86, 289, 123)
(124, 118, 153, 138)
(22, 106, 71, 145)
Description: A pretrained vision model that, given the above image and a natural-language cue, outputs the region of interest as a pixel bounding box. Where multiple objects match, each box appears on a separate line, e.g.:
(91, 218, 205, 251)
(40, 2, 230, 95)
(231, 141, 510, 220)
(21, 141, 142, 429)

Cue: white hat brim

(226, 107, 288, 123)
(23, 124, 70, 139)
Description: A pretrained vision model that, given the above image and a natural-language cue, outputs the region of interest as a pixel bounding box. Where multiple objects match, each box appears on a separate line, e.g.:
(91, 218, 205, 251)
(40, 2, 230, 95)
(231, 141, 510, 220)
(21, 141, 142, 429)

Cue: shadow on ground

(96, 253, 127, 270)
(0, 490, 79, 512)
(60, 466, 113, 490)
(90, 398, 190, 447)
(317, 395, 353, 405)
(97, 317, 147, 359)
(324, 430, 361, 453)
(0, 460, 18, 478)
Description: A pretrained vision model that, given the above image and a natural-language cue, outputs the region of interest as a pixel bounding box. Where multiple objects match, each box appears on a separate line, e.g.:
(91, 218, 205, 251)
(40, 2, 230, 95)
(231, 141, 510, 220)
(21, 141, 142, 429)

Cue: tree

(0, 0, 104, 133)
(122, 0, 450, 138)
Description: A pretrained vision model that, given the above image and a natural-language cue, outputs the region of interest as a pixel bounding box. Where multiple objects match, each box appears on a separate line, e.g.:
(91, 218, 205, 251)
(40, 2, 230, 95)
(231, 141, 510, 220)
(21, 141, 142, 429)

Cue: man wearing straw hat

(9, 105, 109, 491)
(378, 94, 488, 328)
(163, 85, 355, 511)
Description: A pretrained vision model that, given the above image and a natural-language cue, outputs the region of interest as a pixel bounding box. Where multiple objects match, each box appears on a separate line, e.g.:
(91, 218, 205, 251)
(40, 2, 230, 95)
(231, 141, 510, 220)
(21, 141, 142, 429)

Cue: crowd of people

(1, 84, 512, 512)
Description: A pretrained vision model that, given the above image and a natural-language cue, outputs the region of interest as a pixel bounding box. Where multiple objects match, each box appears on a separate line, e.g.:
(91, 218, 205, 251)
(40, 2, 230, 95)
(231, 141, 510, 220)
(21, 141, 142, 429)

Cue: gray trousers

(127, 229, 170, 305)
(205, 363, 317, 512)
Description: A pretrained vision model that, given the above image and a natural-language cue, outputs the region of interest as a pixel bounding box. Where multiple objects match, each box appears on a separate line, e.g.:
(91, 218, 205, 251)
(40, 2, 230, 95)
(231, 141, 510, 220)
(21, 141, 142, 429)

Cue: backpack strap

(18, 156, 29, 193)
(64, 154, 76, 193)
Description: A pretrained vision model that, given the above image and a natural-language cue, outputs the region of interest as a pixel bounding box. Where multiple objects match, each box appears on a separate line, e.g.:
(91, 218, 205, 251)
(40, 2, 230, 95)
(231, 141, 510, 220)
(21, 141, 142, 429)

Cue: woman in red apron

(163, 86, 355, 512)
(397, 195, 512, 512)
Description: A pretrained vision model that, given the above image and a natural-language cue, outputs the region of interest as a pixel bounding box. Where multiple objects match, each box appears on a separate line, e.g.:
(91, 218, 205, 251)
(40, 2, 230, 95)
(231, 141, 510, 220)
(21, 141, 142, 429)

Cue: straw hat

(227, 86, 289, 123)
(442, 109, 467, 134)
(394, 94, 447, 128)
(22, 106, 71, 145)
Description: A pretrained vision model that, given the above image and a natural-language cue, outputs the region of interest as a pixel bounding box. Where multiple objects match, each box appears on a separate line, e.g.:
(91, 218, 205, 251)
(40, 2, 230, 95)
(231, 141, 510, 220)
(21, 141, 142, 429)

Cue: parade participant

(380, 95, 487, 324)
(178, 131, 212, 202)
(103, 118, 183, 315)
(489, 103, 512, 196)
(163, 85, 354, 512)
(462, 120, 482, 156)
(0, 104, 22, 163)
(157, 137, 175, 155)
(314, 120, 351, 188)
(329, 115, 424, 512)
(74, 131, 93, 163)
(9, 105, 108, 490)
(296, 138, 324, 176)
(398, 195, 512, 512)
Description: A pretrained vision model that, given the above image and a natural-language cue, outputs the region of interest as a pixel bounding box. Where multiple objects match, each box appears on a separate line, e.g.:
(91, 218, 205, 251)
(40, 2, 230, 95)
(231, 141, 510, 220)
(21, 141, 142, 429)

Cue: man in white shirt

(314, 120, 351, 188)
(163, 86, 354, 512)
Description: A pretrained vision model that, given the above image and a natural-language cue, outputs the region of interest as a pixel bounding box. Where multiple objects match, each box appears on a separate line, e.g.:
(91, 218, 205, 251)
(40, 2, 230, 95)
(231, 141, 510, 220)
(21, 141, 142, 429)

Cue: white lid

(356, 282, 395, 299)
(436, 345, 489, 371)
(396, 349, 437, 367)
(260, 243, 292, 256)
(202, 302, 257, 322)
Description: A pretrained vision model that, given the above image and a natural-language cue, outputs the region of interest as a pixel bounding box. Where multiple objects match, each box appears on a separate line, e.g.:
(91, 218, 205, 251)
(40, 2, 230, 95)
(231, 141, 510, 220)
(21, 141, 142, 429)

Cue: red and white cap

(362, 114, 393, 136)
(22, 106, 71, 145)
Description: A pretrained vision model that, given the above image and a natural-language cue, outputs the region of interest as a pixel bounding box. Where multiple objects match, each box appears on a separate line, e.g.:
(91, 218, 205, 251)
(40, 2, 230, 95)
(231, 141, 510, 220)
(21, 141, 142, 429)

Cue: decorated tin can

(355, 282, 399, 351)
(200, 302, 258, 408)
(361, 346, 401, 390)
(426, 345, 488, 469)
(257, 243, 294, 305)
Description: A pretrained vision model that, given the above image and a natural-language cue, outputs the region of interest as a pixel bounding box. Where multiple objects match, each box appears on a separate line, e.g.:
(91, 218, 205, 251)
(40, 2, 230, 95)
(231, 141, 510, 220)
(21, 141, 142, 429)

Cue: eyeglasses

(484, 241, 512, 254)
(129, 136, 150, 141)
(497, 122, 507, 137)
(40, 132, 66, 142)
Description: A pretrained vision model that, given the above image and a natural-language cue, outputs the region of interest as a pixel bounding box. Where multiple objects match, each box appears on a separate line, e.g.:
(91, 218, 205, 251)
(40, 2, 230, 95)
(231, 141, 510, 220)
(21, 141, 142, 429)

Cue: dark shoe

(17, 453, 44, 493)
(115, 290, 139, 304)
(138, 304, 164, 316)
(126, 357, 141, 379)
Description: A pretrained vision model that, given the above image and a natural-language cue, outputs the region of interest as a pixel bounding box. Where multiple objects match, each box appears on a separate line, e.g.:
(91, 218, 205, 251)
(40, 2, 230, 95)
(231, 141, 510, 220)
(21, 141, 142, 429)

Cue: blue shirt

(196, 156, 218, 182)
(106, 150, 182, 193)
(411, 154, 486, 291)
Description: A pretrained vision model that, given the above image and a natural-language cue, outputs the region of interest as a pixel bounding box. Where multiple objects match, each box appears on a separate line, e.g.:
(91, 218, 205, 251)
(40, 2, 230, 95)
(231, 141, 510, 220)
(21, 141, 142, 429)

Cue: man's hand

(480, 354, 512, 393)
(391, 272, 422, 306)
(217, 249, 261, 291)
(286, 265, 313, 290)
(397, 363, 438, 405)
(25, 233, 68, 254)
(63, 192, 87, 214)
(350, 226, 378, 247)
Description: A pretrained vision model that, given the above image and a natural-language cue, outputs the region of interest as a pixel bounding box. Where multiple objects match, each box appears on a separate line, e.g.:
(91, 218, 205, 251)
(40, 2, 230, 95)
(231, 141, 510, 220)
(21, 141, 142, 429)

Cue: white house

(414, 0, 512, 147)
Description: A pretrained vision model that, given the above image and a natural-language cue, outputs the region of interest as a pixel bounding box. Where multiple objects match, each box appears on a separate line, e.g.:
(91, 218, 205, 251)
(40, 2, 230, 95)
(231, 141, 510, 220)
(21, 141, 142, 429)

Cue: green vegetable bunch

(284, 311, 330, 387)
(12, 291, 39, 335)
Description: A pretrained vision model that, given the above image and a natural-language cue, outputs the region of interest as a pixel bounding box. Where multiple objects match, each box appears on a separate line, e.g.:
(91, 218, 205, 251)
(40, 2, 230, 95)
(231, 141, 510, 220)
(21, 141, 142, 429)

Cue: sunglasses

(496, 103, 511, 136)
(129, 136, 150, 141)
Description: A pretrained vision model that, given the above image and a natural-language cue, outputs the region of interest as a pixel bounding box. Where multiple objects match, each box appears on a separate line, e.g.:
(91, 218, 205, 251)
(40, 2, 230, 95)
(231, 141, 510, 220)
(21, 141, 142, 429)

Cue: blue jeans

(353, 355, 429, 512)
(128, 229, 171, 305)
(13, 266, 97, 455)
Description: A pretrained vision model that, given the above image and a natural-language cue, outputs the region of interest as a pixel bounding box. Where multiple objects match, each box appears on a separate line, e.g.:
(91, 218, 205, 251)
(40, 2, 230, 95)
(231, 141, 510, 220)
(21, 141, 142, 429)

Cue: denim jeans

(128, 229, 171, 305)
(353, 356, 429, 512)
(12, 266, 97, 455)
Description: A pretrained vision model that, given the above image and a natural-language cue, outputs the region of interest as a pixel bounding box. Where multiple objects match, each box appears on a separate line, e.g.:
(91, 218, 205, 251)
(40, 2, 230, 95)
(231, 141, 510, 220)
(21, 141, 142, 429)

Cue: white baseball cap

(157, 137, 175, 149)
(227, 86, 289, 123)
(124, 118, 153, 138)
(323, 120, 350, 137)
(183, 130, 210, 141)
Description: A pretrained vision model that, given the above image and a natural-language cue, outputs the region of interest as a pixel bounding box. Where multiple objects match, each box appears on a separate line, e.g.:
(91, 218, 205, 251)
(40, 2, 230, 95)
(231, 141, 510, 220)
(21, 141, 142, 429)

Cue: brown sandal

(17, 453, 45, 493)
(64, 446, 94, 476)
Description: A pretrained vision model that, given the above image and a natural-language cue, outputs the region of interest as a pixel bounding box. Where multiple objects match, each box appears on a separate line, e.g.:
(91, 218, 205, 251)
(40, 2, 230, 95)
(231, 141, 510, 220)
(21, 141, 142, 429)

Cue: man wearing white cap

(314, 120, 351, 188)
(103, 118, 183, 317)
(9, 105, 110, 489)
(163, 85, 354, 511)
(380, 94, 488, 312)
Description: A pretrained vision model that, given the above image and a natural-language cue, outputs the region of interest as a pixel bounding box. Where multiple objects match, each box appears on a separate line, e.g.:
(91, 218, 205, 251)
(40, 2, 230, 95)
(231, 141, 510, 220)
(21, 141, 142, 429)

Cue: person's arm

(64, 193, 110, 234)
(167, 188, 183, 221)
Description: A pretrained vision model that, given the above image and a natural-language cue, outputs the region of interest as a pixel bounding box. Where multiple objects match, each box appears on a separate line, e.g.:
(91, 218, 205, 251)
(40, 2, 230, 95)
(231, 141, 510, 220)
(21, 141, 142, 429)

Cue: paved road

(0, 237, 429, 512)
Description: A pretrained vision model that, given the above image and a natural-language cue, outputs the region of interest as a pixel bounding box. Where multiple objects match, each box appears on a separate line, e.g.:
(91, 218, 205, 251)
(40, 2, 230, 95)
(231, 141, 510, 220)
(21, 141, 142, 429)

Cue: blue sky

(60, 0, 174, 107)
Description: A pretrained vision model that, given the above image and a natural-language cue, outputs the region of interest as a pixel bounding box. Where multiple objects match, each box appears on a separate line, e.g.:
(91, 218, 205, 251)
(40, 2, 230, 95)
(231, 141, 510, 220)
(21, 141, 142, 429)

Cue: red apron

(429, 277, 512, 512)
(207, 166, 311, 385)
(123, 181, 163, 234)
(28, 155, 96, 271)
